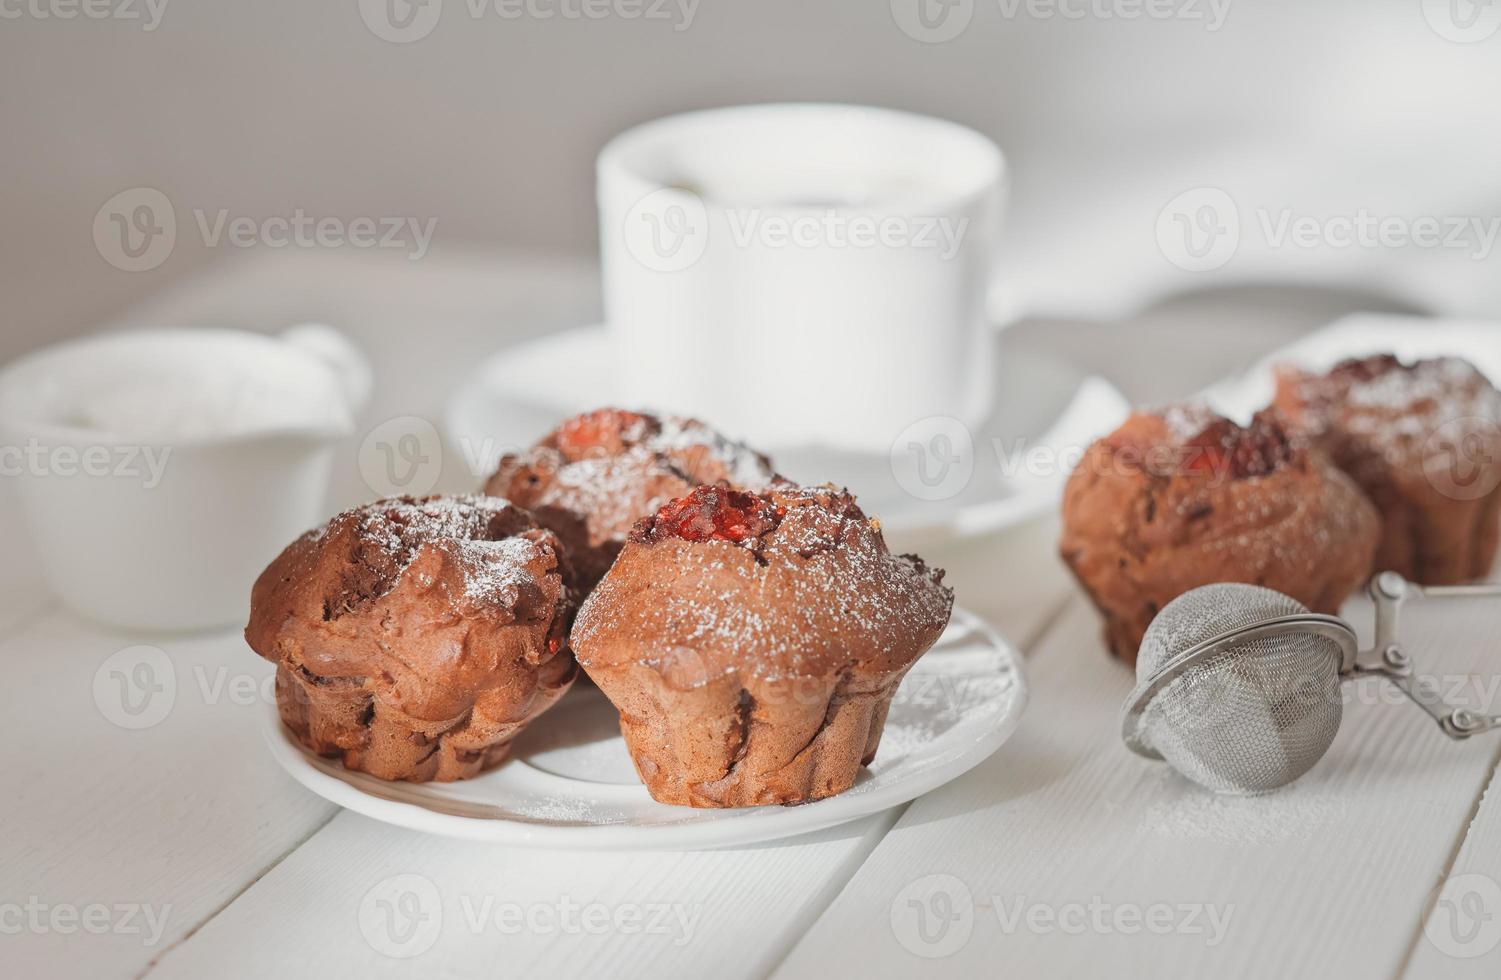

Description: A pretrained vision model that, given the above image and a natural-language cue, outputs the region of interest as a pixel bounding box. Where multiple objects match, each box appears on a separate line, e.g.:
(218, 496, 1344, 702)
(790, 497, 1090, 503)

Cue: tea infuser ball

(1122, 574, 1501, 794)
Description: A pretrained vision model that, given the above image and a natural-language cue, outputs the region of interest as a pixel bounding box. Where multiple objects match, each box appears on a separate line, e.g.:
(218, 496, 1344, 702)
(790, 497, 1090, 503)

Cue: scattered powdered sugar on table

(1139, 772, 1348, 844)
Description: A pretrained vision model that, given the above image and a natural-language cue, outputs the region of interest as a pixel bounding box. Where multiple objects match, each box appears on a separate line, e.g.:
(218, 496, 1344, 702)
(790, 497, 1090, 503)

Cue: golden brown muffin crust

(1059, 406, 1380, 665)
(246, 495, 576, 782)
(483, 408, 778, 592)
(573, 484, 953, 807)
(1273, 354, 1501, 584)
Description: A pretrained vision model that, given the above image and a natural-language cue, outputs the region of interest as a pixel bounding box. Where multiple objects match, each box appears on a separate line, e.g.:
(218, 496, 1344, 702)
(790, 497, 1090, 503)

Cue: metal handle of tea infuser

(1351, 572, 1501, 739)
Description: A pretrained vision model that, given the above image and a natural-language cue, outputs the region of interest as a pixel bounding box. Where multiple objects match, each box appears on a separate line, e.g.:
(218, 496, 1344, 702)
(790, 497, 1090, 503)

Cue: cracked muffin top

(1058, 405, 1379, 663)
(571, 484, 953, 685)
(245, 495, 573, 723)
(1272, 354, 1501, 583)
(483, 408, 779, 592)
(1273, 353, 1501, 495)
(1274, 354, 1501, 449)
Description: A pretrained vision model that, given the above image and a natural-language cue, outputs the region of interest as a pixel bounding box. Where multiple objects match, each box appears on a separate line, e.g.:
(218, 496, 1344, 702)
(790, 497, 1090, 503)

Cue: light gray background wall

(3, 0, 1499, 361)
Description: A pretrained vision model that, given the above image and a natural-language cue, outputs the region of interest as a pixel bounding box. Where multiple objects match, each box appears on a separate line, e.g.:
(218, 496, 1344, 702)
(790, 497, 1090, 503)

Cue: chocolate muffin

(1059, 405, 1380, 665)
(1273, 354, 1501, 584)
(572, 484, 953, 807)
(246, 495, 576, 782)
(483, 408, 779, 593)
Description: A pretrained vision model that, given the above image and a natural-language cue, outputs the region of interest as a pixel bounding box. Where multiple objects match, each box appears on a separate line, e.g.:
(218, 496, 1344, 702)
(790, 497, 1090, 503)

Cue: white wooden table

(5, 251, 1499, 979)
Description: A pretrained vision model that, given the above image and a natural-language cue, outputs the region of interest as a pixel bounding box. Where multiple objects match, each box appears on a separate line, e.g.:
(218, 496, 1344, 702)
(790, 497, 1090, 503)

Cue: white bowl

(0, 325, 369, 631)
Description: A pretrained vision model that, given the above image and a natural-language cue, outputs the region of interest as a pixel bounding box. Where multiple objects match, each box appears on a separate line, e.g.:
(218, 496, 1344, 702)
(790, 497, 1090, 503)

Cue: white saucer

(262, 609, 1026, 850)
(442, 325, 1128, 547)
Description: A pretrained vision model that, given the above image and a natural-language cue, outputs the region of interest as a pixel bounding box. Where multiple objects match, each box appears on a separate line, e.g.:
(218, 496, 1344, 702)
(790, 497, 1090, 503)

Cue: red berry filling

(553, 408, 654, 459)
(641, 486, 784, 544)
(1327, 353, 1403, 385)
(1182, 414, 1293, 479)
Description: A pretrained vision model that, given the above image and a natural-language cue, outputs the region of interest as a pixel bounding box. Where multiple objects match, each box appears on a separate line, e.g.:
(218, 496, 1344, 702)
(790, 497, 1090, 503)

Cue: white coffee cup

(598, 103, 1006, 454)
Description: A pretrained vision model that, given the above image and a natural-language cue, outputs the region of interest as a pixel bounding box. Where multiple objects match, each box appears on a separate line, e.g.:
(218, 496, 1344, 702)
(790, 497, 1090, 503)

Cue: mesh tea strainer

(1122, 572, 1501, 795)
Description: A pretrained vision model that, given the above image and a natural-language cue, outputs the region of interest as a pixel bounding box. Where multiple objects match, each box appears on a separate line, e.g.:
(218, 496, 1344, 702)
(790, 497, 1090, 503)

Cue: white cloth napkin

(1202, 313, 1501, 422)
(995, 312, 1499, 535)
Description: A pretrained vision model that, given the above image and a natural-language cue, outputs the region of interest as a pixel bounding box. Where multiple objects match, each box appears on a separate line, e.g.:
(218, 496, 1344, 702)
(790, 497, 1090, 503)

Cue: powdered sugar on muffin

(1273, 354, 1501, 583)
(245, 495, 576, 782)
(483, 408, 779, 592)
(1061, 407, 1379, 663)
(572, 483, 953, 807)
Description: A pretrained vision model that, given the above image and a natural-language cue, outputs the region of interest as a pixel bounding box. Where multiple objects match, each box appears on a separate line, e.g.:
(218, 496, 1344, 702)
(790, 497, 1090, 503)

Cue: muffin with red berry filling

(1273, 354, 1501, 584)
(572, 484, 953, 807)
(483, 408, 779, 593)
(246, 496, 576, 782)
(1059, 405, 1379, 664)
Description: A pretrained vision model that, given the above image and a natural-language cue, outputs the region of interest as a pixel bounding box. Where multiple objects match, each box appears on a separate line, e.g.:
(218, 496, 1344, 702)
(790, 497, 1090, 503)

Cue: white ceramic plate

(442, 324, 1128, 548)
(263, 609, 1027, 850)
